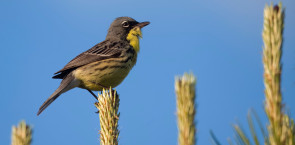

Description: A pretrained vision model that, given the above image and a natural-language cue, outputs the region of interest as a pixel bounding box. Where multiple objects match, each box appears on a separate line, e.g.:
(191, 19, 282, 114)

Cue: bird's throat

(127, 27, 142, 53)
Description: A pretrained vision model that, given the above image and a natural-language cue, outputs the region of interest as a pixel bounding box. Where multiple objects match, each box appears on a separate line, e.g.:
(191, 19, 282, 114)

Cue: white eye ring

(121, 21, 129, 27)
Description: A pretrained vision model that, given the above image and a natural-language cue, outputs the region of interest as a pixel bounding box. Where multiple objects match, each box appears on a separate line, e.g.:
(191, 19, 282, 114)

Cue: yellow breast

(127, 27, 142, 53)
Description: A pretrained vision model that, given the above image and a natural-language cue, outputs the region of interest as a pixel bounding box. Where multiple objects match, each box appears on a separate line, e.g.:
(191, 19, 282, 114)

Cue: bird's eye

(121, 21, 129, 28)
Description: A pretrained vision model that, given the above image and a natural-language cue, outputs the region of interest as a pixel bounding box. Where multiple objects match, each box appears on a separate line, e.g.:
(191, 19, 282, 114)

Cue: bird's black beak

(135, 21, 150, 28)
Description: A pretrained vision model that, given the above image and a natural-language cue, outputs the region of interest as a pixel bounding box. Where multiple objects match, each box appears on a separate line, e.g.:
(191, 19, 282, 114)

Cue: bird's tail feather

(37, 73, 77, 116)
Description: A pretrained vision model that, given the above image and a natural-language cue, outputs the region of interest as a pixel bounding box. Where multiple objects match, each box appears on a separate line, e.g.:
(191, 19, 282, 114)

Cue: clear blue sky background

(0, 0, 294, 145)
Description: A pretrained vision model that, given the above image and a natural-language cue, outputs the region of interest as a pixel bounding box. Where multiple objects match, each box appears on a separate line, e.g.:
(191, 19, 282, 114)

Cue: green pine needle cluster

(175, 73, 197, 145)
(95, 88, 120, 145)
(11, 121, 32, 145)
(211, 3, 295, 145)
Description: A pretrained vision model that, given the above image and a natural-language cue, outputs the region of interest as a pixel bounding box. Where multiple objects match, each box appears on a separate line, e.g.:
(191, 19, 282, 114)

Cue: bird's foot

(94, 102, 100, 114)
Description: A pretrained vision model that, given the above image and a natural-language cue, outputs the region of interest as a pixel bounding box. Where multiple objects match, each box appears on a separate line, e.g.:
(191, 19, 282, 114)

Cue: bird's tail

(37, 73, 78, 116)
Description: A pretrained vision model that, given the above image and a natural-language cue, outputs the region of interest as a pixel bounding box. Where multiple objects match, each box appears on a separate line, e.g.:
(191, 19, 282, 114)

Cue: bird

(37, 17, 150, 116)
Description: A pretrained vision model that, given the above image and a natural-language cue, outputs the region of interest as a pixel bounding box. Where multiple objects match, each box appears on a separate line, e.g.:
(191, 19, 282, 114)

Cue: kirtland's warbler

(37, 17, 149, 115)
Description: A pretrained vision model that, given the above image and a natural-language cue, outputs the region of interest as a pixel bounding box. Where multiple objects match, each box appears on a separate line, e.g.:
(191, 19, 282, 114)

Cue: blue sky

(0, 0, 294, 145)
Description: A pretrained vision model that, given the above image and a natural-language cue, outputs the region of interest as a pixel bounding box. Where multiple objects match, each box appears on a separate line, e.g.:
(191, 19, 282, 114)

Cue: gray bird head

(106, 17, 150, 40)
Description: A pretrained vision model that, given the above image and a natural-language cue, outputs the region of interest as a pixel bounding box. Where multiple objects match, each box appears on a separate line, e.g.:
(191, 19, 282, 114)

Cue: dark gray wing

(53, 40, 125, 79)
